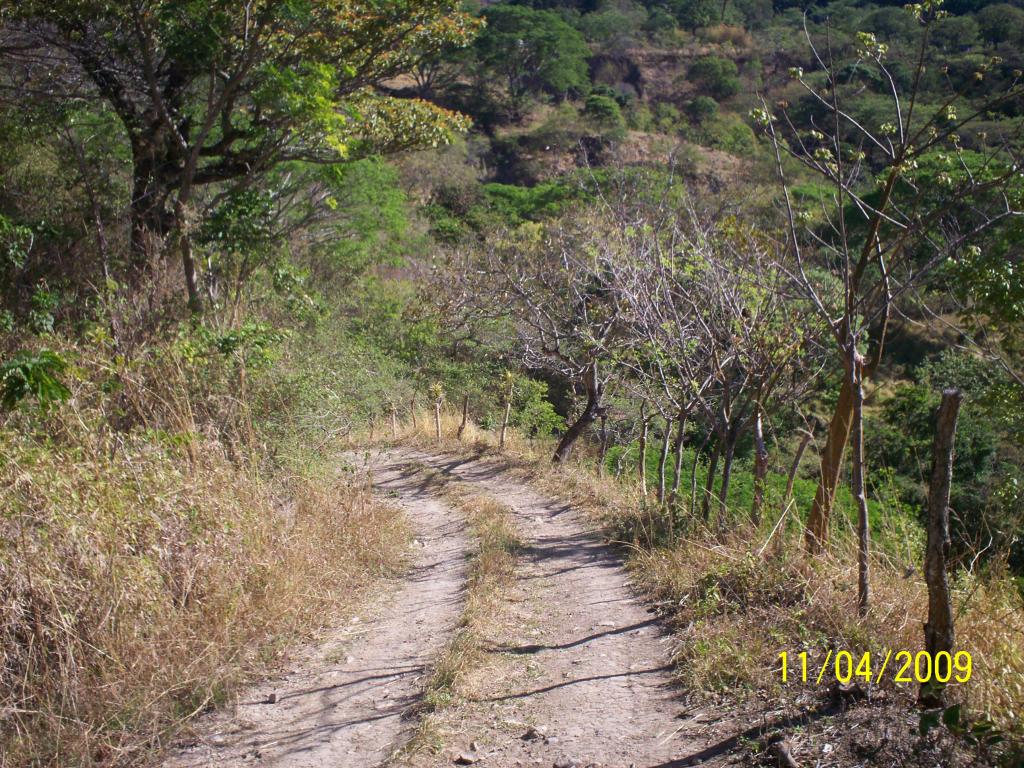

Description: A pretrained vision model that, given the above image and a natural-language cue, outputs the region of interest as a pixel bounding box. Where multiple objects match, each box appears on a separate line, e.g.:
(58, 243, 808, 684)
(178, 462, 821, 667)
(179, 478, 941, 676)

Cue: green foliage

(0, 214, 31, 270)
(583, 94, 628, 138)
(666, 0, 720, 30)
(931, 14, 980, 52)
(481, 181, 582, 226)
(976, 4, 1024, 46)
(512, 378, 564, 436)
(688, 56, 742, 99)
(867, 352, 1024, 572)
(476, 4, 591, 111)
(687, 95, 719, 124)
(0, 350, 71, 412)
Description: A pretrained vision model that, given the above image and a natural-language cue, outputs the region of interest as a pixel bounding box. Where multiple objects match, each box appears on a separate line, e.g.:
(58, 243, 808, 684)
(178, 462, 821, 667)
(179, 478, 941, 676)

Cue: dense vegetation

(1, 0, 1022, 764)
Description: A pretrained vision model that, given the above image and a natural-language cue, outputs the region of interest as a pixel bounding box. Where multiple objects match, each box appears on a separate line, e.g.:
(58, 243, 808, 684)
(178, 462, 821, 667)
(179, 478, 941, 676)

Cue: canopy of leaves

(475, 5, 591, 103)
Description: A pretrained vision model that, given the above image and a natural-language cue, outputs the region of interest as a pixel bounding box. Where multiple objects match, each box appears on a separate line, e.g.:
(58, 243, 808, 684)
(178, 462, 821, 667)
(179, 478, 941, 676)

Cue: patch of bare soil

(161, 456, 468, 768)
(396, 449, 720, 768)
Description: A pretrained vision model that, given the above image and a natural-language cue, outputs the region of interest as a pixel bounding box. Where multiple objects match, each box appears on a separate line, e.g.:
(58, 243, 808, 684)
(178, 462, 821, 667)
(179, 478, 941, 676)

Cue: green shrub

(583, 94, 627, 139)
(688, 56, 741, 99)
(687, 95, 719, 124)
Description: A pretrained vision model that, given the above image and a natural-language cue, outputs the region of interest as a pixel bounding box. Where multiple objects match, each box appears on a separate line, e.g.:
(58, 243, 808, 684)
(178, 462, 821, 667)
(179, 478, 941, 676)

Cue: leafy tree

(687, 95, 719, 124)
(2, 0, 479, 311)
(930, 14, 980, 52)
(976, 3, 1024, 47)
(583, 94, 628, 138)
(666, 0, 720, 30)
(0, 350, 70, 412)
(476, 4, 591, 118)
(755, 5, 1024, 600)
(688, 56, 741, 99)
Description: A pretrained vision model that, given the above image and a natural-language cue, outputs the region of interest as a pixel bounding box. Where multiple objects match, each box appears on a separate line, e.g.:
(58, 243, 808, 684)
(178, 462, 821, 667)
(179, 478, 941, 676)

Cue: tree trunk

(806, 375, 855, 553)
(701, 437, 722, 522)
(669, 412, 687, 505)
(920, 388, 963, 706)
(552, 362, 603, 464)
(785, 430, 813, 504)
(638, 406, 650, 498)
(690, 430, 712, 517)
(752, 404, 769, 524)
(597, 413, 609, 477)
(717, 433, 737, 529)
(173, 198, 202, 314)
(457, 394, 469, 440)
(850, 350, 870, 616)
(500, 382, 513, 448)
(657, 417, 671, 504)
(129, 146, 173, 274)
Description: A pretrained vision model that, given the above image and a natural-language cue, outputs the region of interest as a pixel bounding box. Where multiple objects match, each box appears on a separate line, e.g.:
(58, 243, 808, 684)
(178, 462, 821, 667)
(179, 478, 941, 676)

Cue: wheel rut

(398, 449, 703, 768)
(163, 456, 469, 768)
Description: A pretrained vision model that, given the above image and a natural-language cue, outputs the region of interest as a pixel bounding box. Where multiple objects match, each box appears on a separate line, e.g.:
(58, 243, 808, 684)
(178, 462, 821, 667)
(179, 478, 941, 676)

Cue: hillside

(1, 1, 1023, 767)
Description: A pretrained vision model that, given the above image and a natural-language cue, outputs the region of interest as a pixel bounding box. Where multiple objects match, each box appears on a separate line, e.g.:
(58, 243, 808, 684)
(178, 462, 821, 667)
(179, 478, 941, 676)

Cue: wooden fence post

(920, 388, 963, 706)
(457, 394, 469, 440)
(638, 401, 649, 498)
(499, 379, 513, 449)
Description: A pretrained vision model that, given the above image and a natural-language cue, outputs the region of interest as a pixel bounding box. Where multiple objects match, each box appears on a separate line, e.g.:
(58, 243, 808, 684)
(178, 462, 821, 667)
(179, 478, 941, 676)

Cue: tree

(475, 4, 591, 119)
(687, 95, 719, 125)
(1, 1, 479, 311)
(688, 56, 741, 100)
(754, 5, 1024, 585)
(666, 0, 719, 30)
(583, 94, 627, 139)
(470, 214, 632, 463)
(930, 14, 979, 52)
(976, 3, 1024, 47)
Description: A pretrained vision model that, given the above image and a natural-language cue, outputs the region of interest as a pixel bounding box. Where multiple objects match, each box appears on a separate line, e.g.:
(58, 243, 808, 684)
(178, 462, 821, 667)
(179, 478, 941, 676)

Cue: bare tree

(471, 217, 633, 463)
(755, 9, 1024, 559)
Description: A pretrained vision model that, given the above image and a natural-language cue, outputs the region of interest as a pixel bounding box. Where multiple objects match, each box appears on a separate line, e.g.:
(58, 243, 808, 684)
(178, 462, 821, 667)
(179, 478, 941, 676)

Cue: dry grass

(0, 342, 410, 767)
(364, 415, 1024, 748)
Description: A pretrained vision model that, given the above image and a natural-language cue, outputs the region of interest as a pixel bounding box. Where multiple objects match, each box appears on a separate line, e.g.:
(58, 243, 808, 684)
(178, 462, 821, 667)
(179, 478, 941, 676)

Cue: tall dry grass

(0, 339, 410, 767)
(363, 410, 1024, 742)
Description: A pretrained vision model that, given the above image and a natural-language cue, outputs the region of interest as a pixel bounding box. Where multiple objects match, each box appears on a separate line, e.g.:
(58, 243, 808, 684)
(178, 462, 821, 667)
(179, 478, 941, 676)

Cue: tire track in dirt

(163, 456, 468, 768)
(398, 449, 705, 768)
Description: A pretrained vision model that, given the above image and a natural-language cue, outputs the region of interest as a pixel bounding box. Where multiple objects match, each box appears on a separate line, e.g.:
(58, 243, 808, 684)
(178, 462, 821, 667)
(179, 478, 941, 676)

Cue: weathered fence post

(920, 388, 963, 706)
(429, 383, 444, 442)
(638, 401, 650, 498)
(457, 394, 469, 440)
(499, 377, 513, 449)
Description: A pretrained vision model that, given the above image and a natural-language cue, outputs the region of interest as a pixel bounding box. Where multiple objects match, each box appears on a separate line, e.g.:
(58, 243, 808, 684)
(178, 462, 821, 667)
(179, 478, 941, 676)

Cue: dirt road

(164, 456, 469, 767)
(163, 448, 709, 768)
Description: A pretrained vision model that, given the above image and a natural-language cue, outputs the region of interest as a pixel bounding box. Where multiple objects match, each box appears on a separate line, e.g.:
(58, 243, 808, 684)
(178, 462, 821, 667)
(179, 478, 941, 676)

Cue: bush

(687, 95, 719, 124)
(583, 94, 628, 139)
(700, 24, 752, 47)
(688, 56, 742, 100)
(0, 336, 410, 765)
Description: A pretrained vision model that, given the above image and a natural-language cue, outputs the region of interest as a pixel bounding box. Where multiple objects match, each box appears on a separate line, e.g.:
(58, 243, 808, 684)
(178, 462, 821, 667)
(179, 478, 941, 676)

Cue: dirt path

(163, 456, 469, 768)
(399, 449, 708, 768)
(164, 448, 716, 768)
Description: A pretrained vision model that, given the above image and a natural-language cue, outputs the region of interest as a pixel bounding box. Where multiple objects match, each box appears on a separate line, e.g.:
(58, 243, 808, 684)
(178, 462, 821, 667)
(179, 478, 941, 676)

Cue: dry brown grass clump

(358, 416, 1024, 746)
(0, 343, 410, 767)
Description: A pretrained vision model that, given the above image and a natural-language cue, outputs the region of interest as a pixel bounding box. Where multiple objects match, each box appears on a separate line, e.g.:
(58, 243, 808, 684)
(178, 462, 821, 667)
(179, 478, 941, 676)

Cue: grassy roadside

(358, 416, 1024, 762)
(0, 339, 412, 767)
